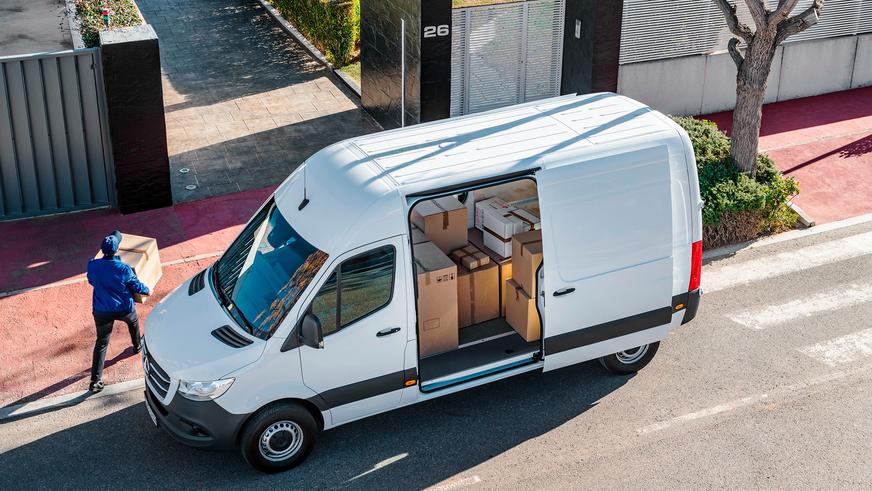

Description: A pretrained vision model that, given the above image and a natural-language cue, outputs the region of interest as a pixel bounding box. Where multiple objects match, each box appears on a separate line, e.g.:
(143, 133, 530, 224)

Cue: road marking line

(704, 231, 872, 293)
(727, 282, 872, 330)
(798, 328, 872, 367)
(637, 365, 872, 435)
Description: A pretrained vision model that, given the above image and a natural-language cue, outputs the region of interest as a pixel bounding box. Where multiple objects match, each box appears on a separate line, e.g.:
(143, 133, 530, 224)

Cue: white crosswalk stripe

(798, 328, 872, 366)
(727, 282, 872, 330)
(704, 231, 872, 293)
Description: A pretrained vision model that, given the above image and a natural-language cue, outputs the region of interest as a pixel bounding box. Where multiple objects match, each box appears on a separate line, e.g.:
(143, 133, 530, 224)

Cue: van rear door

(537, 147, 674, 371)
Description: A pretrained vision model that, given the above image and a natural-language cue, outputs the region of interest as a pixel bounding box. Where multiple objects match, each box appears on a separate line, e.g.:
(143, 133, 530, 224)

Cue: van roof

(274, 92, 683, 255)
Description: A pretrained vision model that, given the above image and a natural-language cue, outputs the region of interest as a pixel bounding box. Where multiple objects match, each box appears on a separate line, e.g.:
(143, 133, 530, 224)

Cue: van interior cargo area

(411, 179, 544, 388)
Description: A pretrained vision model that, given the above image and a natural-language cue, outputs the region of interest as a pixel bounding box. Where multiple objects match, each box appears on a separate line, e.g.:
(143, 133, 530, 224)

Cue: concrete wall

(617, 33, 872, 116)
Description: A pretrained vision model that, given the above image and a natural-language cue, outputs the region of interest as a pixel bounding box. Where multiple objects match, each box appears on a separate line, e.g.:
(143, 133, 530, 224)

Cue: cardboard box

(410, 224, 429, 245)
(467, 228, 513, 316)
(412, 196, 468, 254)
(474, 197, 512, 231)
(506, 279, 540, 341)
(450, 244, 490, 270)
(455, 262, 500, 328)
(483, 209, 539, 258)
(95, 233, 162, 303)
(413, 242, 459, 357)
(511, 229, 543, 295)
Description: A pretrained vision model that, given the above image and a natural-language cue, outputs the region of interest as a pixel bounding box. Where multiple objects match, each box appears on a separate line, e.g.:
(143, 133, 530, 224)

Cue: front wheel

(239, 402, 318, 473)
(598, 342, 659, 375)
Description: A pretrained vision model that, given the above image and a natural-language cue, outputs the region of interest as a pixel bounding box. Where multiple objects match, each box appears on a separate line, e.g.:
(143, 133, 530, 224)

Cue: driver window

(309, 246, 395, 336)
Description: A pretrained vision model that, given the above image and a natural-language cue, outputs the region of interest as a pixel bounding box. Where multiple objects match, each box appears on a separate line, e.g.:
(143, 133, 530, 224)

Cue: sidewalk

(702, 86, 872, 224)
(0, 187, 272, 408)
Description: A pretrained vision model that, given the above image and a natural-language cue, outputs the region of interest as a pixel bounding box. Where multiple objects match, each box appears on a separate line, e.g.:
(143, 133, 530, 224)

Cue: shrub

(75, 0, 143, 48)
(271, 0, 359, 66)
(672, 117, 800, 248)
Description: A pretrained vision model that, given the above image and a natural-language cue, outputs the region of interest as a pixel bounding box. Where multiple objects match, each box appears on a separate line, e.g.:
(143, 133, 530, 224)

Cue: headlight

(177, 378, 234, 401)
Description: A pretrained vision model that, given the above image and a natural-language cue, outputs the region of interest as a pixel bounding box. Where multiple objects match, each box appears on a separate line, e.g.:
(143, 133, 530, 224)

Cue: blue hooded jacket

(87, 232, 150, 314)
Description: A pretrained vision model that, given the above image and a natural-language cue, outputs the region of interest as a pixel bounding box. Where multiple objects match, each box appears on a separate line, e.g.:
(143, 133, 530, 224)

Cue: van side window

(309, 246, 395, 335)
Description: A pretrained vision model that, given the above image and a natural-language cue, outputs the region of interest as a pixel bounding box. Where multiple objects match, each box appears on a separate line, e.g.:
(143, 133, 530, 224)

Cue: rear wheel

(598, 342, 659, 375)
(239, 402, 318, 473)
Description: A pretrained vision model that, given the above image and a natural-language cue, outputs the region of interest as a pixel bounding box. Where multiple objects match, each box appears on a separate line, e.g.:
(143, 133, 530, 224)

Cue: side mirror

(300, 313, 324, 349)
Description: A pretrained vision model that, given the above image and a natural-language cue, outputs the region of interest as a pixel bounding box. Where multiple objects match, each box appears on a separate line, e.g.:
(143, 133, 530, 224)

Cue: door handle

(377, 327, 401, 337)
(553, 287, 576, 297)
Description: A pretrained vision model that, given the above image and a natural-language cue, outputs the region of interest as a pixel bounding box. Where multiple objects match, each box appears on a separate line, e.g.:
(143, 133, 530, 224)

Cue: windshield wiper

(211, 267, 256, 335)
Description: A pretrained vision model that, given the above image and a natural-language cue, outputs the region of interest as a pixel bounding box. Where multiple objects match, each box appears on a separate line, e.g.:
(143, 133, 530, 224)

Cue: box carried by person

(94, 233, 162, 303)
(411, 196, 468, 254)
(413, 241, 459, 357)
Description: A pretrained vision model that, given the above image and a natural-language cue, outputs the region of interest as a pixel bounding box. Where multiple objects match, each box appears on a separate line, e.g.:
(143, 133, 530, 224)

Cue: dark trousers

(91, 310, 141, 382)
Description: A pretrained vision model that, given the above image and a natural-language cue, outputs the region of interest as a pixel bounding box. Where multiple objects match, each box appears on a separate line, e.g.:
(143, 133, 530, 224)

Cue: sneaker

(89, 380, 104, 393)
(133, 344, 142, 354)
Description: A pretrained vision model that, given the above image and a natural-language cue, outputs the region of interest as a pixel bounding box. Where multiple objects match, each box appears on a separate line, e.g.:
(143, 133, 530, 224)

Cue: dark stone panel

(591, 0, 623, 93)
(561, 0, 597, 95)
(420, 0, 452, 122)
(100, 25, 172, 214)
(361, 0, 422, 129)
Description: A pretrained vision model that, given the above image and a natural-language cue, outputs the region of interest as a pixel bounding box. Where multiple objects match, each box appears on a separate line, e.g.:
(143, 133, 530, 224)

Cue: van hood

(144, 270, 266, 381)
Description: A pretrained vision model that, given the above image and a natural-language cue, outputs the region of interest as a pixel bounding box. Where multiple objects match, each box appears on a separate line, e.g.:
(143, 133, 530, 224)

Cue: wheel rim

(259, 420, 304, 462)
(615, 344, 649, 365)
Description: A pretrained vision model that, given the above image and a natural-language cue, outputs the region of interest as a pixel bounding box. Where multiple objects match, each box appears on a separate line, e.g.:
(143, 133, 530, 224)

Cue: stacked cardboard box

(94, 233, 162, 303)
(506, 230, 543, 341)
(475, 197, 540, 257)
(411, 196, 467, 254)
(451, 243, 499, 329)
(414, 241, 459, 357)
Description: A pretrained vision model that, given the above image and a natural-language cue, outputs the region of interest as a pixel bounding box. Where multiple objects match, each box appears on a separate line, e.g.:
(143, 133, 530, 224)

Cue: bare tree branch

(727, 38, 745, 69)
(769, 0, 801, 27)
(775, 0, 823, 45)
(712, 0, 754, 42)
(743, 0, 769, 30)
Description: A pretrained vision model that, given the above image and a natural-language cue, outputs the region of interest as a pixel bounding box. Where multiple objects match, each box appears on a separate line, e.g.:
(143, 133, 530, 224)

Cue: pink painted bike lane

(702, 86, 872, 224)
(0, 186, 274, 408)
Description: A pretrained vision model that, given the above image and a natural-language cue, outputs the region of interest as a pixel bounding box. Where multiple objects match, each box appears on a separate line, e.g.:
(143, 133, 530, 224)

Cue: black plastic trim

(544, 306, 673, 355)
(681, 289, 701, 325)
(145, 386, 249, 451)
(188, 269, 207, 296)
(312, 370, 407, 410)
(210, 325, 254, 348)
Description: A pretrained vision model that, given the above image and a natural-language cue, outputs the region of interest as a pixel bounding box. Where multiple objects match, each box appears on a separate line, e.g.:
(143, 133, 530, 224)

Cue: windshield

(213, 201, 327, 340)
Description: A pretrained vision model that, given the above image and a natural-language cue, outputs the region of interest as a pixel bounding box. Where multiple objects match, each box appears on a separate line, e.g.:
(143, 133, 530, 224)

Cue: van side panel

(538, 146, 675, 372)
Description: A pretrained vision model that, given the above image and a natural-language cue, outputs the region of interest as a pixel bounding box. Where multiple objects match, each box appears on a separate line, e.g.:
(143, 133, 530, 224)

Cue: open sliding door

(537, 147, 675, 372)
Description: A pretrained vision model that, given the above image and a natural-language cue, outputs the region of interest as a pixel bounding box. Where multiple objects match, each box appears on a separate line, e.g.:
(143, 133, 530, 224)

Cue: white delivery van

(142, 93, 702, 473)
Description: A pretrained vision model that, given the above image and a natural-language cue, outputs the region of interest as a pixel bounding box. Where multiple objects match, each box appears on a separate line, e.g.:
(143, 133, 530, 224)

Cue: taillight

(688, 240, 702, 291)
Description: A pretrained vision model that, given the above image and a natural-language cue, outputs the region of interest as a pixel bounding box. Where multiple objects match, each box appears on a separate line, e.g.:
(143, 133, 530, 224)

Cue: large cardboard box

(450, 244, 490, 270)
(412, 196, 468, 254)
(512, 229, 543, 295)
(94, 233, 162, 303)
(480, 199, 540, 257)
(413, 241, 459, 357)
(468, 228, 513, 316)
(506, 279, 540, 341)
(455, 262, 499, 328)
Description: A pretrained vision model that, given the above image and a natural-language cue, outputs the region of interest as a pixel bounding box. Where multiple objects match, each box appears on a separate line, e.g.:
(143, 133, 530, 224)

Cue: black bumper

(671, 288, 701, 325)
(144, 385, 249, 451)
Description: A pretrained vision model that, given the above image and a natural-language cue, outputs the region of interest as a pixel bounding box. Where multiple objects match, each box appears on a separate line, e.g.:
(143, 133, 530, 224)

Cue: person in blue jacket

(86, 231, 150, 393)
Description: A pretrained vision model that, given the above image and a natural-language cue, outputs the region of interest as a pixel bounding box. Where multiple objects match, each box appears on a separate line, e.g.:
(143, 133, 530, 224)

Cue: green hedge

(672, 117, 799, 247)
(76, 0, 143, 48)
(271, 0, 360, 66)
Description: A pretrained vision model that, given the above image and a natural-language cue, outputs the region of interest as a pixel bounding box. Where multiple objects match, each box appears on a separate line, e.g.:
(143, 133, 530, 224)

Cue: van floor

(419, 318, 540, 382)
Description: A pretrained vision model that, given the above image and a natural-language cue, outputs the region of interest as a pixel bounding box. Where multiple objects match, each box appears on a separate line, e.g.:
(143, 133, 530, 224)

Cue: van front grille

(144, 352, 171, 399)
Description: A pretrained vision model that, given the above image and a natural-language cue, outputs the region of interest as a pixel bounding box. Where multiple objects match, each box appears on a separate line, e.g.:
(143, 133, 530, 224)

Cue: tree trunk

(730, 36, 777, 176)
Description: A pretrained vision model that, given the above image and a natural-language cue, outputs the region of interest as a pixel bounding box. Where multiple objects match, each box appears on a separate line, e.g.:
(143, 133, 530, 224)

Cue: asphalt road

(2, 222, 872, 490)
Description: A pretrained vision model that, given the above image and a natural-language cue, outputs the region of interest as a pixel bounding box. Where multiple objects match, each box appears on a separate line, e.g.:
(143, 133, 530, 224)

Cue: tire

(598, 342, 660, 375)
(239, 402, 318, 473)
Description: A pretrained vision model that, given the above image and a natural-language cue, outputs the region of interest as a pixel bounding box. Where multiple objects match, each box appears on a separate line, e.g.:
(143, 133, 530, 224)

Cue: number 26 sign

(423, 25, 450, 38)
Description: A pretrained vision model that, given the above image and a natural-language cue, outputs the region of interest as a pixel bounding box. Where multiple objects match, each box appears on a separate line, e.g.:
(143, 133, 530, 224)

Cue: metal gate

(0, 49, 114, 220)
(451, 0, 565, 117)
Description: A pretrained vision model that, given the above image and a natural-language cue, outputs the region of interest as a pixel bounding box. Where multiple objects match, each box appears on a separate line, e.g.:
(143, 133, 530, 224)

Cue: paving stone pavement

(136, 0, 380, 202)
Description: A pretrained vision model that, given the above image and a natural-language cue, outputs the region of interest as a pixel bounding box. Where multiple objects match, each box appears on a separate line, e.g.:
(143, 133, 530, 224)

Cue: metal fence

(450, 0, 565, 117)
(0, 48, 114, 220)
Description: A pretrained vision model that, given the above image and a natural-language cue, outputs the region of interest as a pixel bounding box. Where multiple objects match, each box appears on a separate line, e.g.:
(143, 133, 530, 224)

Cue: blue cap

(101, 230, 123, 256)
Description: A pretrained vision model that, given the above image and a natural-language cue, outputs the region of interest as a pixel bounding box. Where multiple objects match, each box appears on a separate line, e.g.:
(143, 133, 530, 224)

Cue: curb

(703, 211, 872, 262)
(0, 379, 144, 422)
(256, 0, 362, 97)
